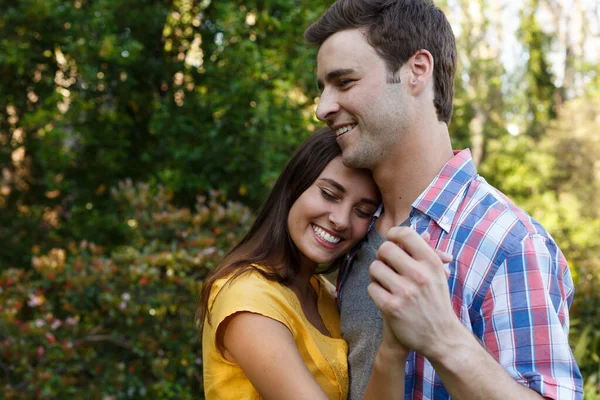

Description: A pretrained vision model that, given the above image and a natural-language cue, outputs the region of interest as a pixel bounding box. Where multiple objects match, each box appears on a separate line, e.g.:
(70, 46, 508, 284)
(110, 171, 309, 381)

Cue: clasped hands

(368, 227, 459, 362)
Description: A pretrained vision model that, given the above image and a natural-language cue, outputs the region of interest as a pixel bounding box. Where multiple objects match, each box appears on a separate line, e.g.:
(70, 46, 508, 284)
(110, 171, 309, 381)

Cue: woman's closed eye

(355, 206, 375, 218)
(320, 188, 339, 201)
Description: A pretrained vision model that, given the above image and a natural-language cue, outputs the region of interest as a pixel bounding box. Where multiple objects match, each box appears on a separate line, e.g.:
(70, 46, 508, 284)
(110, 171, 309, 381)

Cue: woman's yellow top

(202, 268, 348, 399)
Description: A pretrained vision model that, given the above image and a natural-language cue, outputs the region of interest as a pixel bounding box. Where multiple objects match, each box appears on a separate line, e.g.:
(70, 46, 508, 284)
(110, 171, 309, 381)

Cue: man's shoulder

(445, 177, 570, 309)
(455, 175, 555, 251)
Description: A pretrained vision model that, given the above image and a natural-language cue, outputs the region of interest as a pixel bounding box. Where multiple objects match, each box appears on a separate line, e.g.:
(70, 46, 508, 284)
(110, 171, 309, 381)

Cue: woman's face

(287, 156, 380, 270)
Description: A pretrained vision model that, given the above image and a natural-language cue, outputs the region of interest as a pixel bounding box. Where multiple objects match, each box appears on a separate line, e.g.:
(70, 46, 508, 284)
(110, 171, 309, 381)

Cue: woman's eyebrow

(319, 178, 345, 193)
(360, 198, 379, 207)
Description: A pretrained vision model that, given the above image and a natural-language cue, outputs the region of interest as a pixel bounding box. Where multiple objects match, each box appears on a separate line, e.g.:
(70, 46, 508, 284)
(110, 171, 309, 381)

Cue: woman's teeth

(312, 224, 341, 244)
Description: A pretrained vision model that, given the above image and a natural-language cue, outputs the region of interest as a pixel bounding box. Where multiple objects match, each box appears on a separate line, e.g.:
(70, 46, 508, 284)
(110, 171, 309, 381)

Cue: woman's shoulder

(212, 265, 275, 291)
(209, 266, 286, 307)
(206, 265, 296, 333)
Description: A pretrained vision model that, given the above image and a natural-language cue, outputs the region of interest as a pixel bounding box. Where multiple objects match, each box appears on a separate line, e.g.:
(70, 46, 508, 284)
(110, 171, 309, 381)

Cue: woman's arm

(363, 319, 408, 400)
(362, 230, 452, 400)
(220, 311, 329, 400)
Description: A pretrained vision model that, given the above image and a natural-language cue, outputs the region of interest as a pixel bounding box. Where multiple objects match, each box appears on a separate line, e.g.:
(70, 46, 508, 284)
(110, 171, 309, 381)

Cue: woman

(198, 127, 408, 399)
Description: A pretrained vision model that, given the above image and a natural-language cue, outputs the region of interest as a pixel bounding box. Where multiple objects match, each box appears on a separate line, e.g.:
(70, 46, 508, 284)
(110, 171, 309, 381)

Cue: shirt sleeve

(207, 270, 294, 348)
(480, 233, 583, 400)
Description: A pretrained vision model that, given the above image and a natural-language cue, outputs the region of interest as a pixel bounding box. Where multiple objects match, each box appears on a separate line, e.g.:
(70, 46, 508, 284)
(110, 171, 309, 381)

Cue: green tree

(516, 0, 558, 139)
(0, 0, 328, 268)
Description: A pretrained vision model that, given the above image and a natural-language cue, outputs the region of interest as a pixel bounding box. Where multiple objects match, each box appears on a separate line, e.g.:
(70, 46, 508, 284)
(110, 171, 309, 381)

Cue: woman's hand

(373, 229, 452, 356)
(381, 317, 410, 360)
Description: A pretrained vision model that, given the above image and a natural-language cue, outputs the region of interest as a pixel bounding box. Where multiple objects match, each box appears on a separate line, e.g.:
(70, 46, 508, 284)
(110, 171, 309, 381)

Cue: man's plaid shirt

(337, 149, 583, 399)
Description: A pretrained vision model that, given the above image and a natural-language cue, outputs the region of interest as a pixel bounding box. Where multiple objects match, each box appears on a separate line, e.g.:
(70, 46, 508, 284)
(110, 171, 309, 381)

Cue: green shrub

(0, 181, 252, 399)
(571, 259, 600, 399)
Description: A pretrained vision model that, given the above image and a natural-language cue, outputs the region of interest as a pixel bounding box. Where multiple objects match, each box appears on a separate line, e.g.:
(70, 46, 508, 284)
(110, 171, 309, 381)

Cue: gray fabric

(341, 218, 410, 400)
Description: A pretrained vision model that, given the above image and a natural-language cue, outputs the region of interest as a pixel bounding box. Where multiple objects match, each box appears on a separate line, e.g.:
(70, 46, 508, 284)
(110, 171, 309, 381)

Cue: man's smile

(334, 124, 357, 138)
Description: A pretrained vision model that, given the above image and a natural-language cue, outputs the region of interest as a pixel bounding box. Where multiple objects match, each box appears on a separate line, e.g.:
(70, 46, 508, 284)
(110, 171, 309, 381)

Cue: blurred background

(1, 0, 598, 398)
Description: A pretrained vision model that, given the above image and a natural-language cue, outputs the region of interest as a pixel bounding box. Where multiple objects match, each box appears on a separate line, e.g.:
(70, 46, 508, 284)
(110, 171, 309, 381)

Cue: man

(305, 1, 583, 399)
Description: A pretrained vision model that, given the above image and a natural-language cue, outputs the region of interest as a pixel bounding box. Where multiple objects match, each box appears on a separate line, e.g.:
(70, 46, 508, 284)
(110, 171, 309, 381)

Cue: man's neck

(373, 127, 454, 235)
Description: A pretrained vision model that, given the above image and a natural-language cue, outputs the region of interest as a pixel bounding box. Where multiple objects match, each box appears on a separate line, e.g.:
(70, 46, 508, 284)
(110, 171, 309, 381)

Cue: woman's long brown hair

(196, 127, 344, 329)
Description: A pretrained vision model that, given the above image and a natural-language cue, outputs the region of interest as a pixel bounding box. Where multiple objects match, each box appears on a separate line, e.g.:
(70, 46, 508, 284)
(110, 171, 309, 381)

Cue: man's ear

(408, 49, 434, 96)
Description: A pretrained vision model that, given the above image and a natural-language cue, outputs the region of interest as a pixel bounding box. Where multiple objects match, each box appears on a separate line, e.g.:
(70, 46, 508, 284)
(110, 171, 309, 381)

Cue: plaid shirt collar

(369, 148, 477, 233)
(336, 149, 477, 303)
(410, 148, 477, 233)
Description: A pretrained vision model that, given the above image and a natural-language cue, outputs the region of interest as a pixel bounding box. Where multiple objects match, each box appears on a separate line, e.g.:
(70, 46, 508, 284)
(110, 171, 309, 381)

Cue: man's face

(316, 29, 412, 169)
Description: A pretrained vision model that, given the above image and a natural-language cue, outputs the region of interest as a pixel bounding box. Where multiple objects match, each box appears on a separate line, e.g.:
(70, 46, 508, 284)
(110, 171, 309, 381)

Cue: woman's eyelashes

(320, 188, 339, 201)
(319, 186, 375, 218)
(355, 207, 375, 219)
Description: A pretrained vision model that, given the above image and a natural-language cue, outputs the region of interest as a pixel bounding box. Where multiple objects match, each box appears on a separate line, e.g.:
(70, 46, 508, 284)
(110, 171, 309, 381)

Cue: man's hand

(367, 227, 460, 360)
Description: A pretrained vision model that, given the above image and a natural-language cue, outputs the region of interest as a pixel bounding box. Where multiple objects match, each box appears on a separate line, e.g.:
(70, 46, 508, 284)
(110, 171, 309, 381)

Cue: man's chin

(341, 151, 368, 169)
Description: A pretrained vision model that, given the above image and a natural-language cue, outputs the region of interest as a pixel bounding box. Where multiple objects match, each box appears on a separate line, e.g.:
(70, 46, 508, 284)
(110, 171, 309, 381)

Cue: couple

(199, 1, 583, 399)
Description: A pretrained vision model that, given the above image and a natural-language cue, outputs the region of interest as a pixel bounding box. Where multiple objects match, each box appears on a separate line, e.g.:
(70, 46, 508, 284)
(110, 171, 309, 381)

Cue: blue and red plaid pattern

(337, 149, 583, 399)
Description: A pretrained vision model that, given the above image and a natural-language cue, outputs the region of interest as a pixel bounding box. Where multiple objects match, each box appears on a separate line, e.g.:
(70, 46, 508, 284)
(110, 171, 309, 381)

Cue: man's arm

(368, 227, 582, 400)
(364, 231, 453, 400)
(424, 321, 545, 400)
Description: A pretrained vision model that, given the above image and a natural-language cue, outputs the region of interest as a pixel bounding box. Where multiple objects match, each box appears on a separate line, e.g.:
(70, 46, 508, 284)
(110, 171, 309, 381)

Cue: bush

(0, 181, 252, 399)
(571, 259, 600, 399)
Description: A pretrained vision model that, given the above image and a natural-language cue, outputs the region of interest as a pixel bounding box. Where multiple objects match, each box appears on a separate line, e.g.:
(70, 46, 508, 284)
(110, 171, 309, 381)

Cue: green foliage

(447, 0, 507, 165)
(0, 0, 176, 266)
(1, 0, 599, 396)
(0, 0, 327, 269)
(0, 181, 253, 399)
(479, 96, 600, 396)
(516, 0, 558, 139)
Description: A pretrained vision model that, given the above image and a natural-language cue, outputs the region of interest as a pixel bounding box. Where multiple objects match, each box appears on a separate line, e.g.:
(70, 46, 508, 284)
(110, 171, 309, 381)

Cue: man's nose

(315, 89, 340, 122)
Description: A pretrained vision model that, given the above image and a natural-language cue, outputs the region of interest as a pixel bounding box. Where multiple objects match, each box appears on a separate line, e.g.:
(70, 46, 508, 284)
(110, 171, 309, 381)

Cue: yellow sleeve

(207, 270, 294, 342)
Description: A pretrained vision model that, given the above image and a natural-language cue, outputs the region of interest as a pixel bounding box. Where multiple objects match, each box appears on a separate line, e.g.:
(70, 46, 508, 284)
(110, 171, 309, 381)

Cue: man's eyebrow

(317, 68, 355, 90)
(319, 178, 379, 206)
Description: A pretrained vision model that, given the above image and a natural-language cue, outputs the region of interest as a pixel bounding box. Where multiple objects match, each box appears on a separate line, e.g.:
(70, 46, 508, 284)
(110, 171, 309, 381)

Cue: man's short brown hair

(305, 0, 457, 124)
